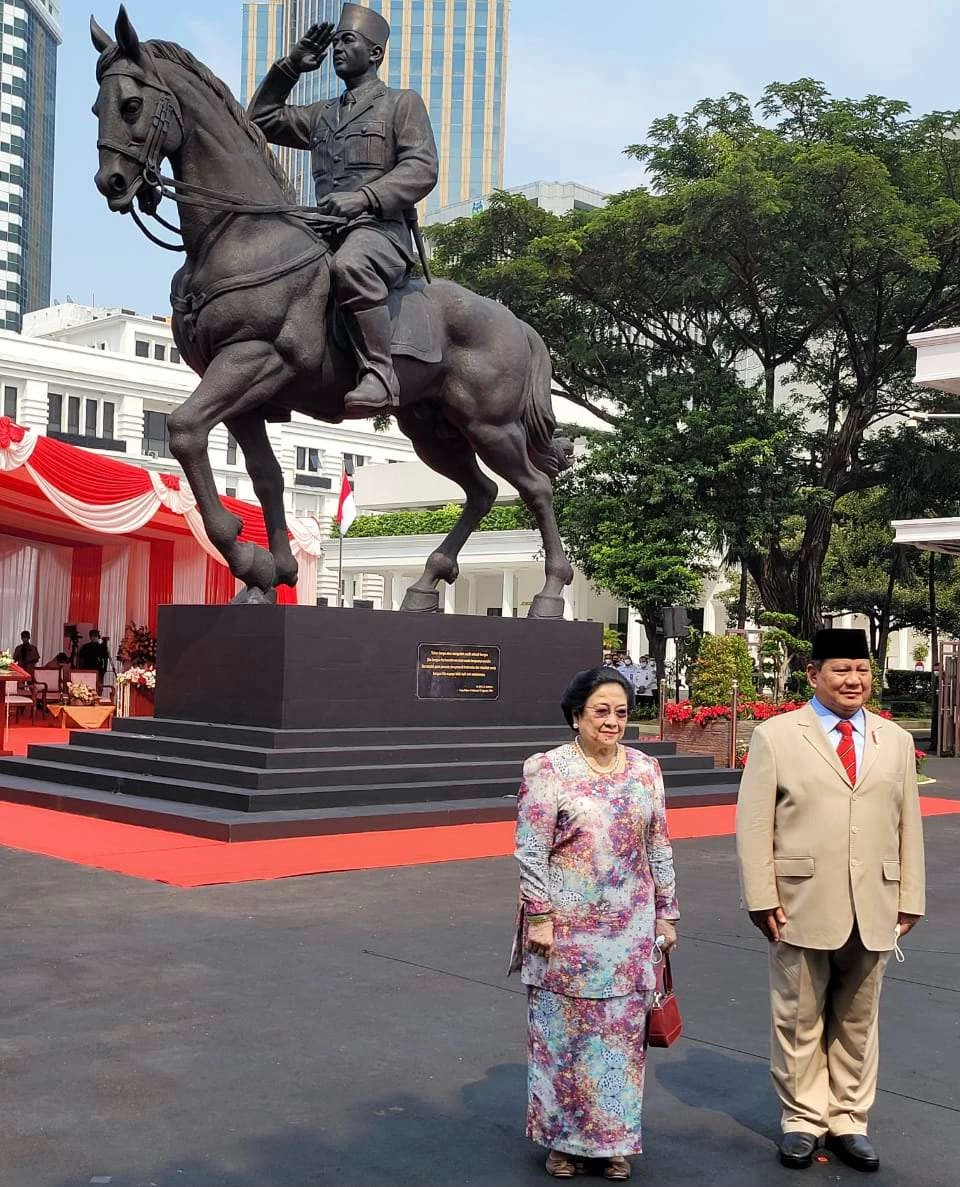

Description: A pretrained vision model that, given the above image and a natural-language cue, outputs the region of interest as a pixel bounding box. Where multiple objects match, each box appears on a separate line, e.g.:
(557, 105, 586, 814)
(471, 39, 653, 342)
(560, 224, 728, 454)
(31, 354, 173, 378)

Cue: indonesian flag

(336, 467, 357, 535)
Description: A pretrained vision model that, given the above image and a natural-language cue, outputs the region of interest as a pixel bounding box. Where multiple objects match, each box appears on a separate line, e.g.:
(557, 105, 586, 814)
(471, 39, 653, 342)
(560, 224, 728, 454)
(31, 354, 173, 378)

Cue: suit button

(852, 826, 859, 834)
(333, 155, 341, 163)
(851, 859, 859, 867)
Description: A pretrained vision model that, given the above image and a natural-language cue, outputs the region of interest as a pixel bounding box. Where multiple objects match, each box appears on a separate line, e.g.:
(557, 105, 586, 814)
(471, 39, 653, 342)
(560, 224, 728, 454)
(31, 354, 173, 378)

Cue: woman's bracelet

(526, 912, 553, 923)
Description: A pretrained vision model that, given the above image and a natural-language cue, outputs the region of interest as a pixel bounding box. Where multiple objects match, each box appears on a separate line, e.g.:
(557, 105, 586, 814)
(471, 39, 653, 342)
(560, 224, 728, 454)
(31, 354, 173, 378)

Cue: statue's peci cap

(810, 628, 871, 662)
(337, 3, 391, 48)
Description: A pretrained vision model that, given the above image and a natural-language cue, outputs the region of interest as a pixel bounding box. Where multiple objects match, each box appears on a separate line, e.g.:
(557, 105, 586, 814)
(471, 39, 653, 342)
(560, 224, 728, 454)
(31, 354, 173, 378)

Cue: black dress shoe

(779, 1132, 819, 1169)
(826, 1133, 879, 1172)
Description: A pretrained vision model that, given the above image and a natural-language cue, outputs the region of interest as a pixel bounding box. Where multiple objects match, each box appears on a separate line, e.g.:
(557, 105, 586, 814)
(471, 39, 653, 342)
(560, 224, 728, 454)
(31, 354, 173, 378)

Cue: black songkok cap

(811, 628, 871, 662)
(337, 3, 391, 47)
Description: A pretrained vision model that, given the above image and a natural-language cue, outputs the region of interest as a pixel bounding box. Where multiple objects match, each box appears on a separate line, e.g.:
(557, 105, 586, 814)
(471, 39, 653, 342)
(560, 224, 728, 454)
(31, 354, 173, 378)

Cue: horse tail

(520, 323, 570, 478)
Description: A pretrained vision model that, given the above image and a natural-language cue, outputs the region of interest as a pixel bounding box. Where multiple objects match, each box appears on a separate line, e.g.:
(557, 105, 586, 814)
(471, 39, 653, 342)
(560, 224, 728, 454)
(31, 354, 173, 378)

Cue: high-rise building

(240, 0, 508, 215)
(0, 0, 60, 331)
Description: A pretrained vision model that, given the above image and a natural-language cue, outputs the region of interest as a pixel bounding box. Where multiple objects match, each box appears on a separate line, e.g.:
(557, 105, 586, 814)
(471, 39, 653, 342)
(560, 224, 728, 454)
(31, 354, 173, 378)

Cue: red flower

(0, 416, 25, 449)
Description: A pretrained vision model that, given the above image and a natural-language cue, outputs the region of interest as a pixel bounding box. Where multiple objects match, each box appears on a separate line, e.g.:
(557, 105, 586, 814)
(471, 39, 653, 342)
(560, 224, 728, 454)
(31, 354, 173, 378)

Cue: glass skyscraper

(240, 0, 508, 215)
(0, 0, 60, 331)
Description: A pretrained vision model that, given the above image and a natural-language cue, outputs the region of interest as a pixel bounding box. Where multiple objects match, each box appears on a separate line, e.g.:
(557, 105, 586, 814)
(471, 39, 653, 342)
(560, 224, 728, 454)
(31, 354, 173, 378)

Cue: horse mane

(112, 39, 296, 202)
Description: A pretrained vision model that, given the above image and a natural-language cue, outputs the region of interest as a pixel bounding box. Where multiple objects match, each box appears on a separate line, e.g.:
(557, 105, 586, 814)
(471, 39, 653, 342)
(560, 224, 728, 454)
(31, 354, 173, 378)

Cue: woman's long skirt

(526, 987, 654, 1158)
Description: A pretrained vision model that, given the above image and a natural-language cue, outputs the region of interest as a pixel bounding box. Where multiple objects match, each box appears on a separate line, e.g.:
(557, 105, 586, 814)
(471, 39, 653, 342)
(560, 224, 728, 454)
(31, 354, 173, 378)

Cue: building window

(343, 452, 365, 471)
(135, 339, 149, 358)
(85, 400, 98, 436)
(226, 432, 238, 466)
(296, 446, 323, 473)
(225, 485, 237, 498)
(170, 348, 181, 365)
(102, 402, 115, 440)
(486, 607, 503, 616)
(154, 344, 166, 362)
(316, 597, 329, 607)
(143, 410, 172, 458)
(47, 392, 62, 433)
(355, 599, 375, 609)
(3, 384, 16, 419)
(67, 396, 81, 436)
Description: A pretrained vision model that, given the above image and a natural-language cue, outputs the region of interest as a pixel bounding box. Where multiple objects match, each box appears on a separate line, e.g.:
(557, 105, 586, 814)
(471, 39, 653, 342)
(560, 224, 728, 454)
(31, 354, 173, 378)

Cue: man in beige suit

(737, 629, 925, 1173)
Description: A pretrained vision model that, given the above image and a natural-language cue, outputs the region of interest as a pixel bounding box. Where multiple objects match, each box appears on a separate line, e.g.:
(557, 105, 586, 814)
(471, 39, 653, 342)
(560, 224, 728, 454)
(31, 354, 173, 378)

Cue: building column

(443, 579, 456, 615)
(563, 586, 575, 621)
(381, 572, 395, 612)
(502, 569, 516, 618)
(342, 574, 354, 608)
(626, 609, 643, 659)
(466, 575, 478, 616)
(702, 598, 717, 635)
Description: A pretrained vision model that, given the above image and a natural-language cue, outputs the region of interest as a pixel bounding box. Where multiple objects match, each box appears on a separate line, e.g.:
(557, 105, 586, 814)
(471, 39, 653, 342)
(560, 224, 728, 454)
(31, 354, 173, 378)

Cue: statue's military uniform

(249, 4, 438, 413)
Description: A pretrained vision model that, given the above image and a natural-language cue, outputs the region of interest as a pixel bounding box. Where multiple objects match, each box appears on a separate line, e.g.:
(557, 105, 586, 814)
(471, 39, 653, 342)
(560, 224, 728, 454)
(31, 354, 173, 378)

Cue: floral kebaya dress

(512, 743, 680, 1159)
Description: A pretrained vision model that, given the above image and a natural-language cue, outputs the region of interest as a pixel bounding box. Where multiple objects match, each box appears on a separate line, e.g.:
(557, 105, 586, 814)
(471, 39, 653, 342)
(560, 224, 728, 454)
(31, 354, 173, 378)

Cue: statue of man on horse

(249, 4, 439, 417)
(90, 5, 575, 617)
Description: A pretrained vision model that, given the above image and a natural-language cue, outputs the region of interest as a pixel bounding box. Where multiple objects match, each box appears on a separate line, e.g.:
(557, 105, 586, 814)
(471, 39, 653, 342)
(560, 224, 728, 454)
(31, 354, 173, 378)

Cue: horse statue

(90, 7, 574, 618)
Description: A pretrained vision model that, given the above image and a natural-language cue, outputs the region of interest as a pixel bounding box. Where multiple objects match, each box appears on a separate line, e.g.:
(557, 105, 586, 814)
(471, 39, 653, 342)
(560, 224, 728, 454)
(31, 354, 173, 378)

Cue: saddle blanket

(331, 277, 442, 365)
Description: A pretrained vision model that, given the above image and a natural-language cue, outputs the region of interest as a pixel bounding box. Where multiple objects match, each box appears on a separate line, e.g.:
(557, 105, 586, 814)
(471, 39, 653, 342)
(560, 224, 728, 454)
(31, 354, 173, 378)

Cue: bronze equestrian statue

(91, 5, 574, 617)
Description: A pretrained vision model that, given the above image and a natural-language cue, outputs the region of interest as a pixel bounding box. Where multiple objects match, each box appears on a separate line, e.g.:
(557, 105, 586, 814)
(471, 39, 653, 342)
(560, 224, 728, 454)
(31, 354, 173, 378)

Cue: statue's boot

(344, 306, 401, 415)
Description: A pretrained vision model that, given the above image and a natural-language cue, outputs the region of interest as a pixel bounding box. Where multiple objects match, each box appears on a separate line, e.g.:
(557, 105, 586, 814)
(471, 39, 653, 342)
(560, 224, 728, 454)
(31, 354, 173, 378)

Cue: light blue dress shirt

(810, 695, 866, 772)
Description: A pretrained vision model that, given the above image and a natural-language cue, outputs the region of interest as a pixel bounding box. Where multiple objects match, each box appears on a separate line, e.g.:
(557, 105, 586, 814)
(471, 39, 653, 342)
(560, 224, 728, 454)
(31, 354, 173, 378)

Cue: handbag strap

(661, 950, 674, 993)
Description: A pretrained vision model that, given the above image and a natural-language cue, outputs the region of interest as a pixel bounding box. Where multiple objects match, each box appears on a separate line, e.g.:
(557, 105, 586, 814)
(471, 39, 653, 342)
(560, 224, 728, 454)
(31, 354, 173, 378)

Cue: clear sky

(60, 1, 960, 315)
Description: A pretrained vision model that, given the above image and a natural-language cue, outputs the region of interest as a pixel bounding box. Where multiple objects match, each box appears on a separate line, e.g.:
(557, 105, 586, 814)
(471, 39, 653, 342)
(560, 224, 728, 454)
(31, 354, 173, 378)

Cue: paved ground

(2, 762, 958, 1187)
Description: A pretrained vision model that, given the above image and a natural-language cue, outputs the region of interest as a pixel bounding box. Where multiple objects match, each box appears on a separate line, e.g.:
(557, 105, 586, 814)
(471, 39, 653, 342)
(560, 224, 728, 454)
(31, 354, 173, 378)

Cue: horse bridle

(96, 62, 344, 252)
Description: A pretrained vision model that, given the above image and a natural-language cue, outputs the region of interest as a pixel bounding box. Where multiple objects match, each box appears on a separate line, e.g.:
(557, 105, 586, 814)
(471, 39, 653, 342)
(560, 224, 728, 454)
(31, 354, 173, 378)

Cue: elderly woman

(512, 666, 680, 1181)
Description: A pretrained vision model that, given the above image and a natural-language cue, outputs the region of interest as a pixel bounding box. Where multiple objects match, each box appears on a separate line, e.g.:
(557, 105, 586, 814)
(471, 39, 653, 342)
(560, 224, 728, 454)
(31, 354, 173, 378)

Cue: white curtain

(173, 538, 206, 606)
(0, 535, 39, 656)
(100, 542, 131, 658)
(33, 543, 72, 664)
(127, 541, 150, 628)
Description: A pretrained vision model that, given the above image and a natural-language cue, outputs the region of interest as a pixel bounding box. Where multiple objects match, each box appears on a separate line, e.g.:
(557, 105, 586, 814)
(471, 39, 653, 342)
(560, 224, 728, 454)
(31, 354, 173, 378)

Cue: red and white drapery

(0, 419, 324, 640)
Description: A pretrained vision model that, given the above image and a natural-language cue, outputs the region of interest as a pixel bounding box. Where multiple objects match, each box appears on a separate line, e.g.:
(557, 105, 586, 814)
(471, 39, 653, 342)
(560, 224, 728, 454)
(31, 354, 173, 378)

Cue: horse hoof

(528, 593, 566, 619)
(274, 558, 299, 588)
(400, 588, 441, 613)
(230, 585, 278, 605)
(230, 540, 277, 592)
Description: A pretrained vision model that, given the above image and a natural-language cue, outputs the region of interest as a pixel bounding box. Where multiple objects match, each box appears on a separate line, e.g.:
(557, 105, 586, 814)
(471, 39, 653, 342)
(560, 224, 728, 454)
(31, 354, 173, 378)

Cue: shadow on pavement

(655, 1045, 778, 1142)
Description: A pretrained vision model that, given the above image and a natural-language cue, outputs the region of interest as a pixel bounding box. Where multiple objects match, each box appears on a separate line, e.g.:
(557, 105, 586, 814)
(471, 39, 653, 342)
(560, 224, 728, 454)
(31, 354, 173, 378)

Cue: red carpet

(0, 797, 955, 887)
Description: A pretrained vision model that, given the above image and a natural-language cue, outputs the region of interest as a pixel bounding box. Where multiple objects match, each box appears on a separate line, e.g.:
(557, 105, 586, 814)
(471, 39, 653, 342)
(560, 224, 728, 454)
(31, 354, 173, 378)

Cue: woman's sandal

(604, 1156, 632, 1181)
(545, 1149, 582, 1178)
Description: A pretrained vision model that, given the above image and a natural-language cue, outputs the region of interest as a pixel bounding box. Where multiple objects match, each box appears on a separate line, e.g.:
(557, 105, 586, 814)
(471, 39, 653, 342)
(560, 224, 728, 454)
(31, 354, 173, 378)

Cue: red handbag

(647, 951, 682, 1048)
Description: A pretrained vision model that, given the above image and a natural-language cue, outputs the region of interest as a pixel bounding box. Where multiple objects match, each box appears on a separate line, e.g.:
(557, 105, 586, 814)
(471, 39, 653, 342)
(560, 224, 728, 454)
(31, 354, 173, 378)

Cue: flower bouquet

(117, 666, 157, 690)
(67, 681, 97, 706)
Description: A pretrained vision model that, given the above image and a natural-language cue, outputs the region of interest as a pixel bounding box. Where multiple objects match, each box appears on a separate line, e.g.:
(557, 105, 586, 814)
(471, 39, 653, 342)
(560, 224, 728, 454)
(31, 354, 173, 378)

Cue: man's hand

(750, 906, 787, 943)
(898, 912, 922, 938)
(289, 22, 334, 74)
(317, 191, 370, 220)
(527, 918, 554, 959)
(655, 919, 678, 954)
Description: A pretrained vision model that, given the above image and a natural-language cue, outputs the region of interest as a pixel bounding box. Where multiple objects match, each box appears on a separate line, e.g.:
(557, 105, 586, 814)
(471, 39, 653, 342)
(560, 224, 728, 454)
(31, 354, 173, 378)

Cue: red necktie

(835, 719, 857, 784)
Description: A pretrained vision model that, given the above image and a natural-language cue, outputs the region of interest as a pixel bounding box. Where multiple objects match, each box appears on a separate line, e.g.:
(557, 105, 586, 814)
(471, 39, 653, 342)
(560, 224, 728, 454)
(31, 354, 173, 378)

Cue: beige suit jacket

(736, 704, 925, 951)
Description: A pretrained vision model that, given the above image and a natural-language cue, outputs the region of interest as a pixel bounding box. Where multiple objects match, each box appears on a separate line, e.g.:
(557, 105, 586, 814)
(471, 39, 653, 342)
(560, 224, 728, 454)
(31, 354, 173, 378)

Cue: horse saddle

(330, 277, 442, 366)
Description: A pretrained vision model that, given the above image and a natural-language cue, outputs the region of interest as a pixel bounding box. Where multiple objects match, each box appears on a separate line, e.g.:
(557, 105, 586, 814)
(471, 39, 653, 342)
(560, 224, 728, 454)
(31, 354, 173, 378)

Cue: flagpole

(338, 529, 344, 608)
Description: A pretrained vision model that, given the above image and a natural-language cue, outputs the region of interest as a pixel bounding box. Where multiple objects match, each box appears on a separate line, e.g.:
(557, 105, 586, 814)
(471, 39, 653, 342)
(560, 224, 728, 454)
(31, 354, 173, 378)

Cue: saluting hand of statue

(289, 22, 334, 74)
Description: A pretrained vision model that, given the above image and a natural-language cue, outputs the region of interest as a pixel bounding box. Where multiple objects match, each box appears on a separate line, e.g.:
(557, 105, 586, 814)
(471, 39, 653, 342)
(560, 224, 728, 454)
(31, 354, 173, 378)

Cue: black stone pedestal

(155, 604, 601, 729)
(0, 608, 741, 840)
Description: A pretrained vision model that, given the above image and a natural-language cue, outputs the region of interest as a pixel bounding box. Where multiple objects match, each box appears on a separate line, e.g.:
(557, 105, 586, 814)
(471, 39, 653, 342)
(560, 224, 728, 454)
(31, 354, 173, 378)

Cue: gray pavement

(2, 783, 958, 1186)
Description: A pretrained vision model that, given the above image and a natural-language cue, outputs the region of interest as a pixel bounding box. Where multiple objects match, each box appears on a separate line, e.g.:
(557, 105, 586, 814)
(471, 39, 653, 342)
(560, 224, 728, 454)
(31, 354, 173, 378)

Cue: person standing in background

(12, 630, 39, 675)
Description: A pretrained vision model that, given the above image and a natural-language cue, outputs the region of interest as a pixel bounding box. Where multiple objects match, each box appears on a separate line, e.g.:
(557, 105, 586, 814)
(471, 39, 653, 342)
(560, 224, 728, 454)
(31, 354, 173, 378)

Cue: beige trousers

(769, 925, 891, 1136)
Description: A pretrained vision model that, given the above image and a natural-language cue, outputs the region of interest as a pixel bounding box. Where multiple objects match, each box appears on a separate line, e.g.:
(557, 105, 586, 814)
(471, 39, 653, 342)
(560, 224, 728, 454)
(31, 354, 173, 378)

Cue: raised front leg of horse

(226, 412, 299, 590)
(396, 409, 499, 613)
(167, 342, 296, 603)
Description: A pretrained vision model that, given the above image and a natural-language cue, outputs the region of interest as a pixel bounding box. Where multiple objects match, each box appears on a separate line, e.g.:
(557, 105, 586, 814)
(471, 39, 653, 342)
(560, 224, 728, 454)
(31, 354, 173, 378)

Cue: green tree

(690, 635, 756, 706)
(430, 82, 960, 641)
